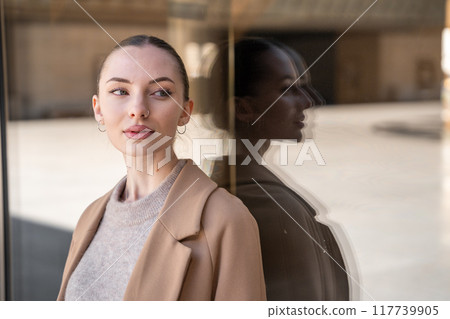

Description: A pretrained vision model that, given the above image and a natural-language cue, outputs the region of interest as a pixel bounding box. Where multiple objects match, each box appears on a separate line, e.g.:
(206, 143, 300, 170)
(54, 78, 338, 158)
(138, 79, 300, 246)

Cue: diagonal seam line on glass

(75, 177, 200, 301)
(251, 0, 380, 126)
(252, 177, 376, 301)
(72, 0, 200, 127)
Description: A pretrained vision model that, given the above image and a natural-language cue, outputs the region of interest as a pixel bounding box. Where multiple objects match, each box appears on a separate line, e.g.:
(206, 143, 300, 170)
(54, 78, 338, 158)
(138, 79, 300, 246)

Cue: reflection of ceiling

(252, 0, 446, 31)
(4, 0, 169, 24)
(5, 0, 446, 31)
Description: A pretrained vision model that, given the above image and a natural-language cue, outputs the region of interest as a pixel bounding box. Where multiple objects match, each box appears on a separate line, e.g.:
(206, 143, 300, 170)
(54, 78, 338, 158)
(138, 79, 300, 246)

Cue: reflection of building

(4, 0, 445, 119)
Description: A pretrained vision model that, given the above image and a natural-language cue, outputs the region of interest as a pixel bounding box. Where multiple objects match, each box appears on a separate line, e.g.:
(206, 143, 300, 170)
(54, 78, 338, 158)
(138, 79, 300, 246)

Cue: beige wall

(335, 33, 380, 104)
(7, 22, 443, 119)
(335, 29, 442, 104)
(378, 29, 442, 102)
(8, 22, 167, 119)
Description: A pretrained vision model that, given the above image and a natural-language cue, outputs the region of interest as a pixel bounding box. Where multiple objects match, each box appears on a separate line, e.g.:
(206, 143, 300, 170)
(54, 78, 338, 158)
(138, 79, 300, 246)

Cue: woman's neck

(121, 151, 179, 202)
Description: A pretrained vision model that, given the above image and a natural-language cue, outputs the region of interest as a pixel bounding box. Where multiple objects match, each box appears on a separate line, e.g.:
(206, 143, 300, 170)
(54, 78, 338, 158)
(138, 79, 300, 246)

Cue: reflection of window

(416, 59, 435, 90)
(185, 42, 218, 78)
(342, 56, 361, 90)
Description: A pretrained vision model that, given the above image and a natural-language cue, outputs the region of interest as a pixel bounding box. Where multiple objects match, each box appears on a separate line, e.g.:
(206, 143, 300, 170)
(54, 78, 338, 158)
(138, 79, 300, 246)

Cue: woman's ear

(92, 95, 103, 123)
(178, 99, 194, 125)
(235, 96, 257, 124)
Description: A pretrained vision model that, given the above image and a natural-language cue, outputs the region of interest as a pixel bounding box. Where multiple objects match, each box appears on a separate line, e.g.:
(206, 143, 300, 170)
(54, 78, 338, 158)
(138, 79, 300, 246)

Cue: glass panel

(1, 0, 8, 301)
(1, 0, 448, 301)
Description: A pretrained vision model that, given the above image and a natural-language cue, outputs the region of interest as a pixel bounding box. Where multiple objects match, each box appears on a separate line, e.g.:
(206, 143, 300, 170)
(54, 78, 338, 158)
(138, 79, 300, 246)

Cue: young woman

(57, 35, 266, 301)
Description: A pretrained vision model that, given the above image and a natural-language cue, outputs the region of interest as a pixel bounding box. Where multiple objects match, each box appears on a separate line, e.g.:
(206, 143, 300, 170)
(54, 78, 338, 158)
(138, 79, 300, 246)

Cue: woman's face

(93, 44, 192, 155)
(242, 47, 314, 141)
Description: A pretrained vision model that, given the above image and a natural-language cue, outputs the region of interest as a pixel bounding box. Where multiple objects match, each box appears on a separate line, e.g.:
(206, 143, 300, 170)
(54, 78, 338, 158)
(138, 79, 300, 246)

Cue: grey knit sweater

(65, 159, 186, 301)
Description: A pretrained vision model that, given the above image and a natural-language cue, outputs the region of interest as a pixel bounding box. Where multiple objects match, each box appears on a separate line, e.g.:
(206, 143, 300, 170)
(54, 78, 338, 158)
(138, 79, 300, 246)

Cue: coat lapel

(123, 223, 192, 300)
(124, 159, 218, 300)
(57, 190, 112, 300)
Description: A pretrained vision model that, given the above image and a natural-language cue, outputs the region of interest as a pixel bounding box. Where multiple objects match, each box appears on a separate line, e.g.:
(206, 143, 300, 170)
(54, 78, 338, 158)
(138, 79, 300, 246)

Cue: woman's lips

(124, 125, 154, 140)
(294, 117, 306, 128)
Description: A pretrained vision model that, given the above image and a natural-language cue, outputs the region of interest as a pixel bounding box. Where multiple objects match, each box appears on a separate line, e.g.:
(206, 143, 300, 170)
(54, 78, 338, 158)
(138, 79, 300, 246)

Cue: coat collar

(76, 158, 217, 240)
(58, 159, 218, 300)
(157, 159, 217, 240)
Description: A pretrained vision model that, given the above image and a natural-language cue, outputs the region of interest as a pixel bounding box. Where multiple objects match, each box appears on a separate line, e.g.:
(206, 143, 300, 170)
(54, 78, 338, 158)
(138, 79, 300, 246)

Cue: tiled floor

(7, 100, 450, 300)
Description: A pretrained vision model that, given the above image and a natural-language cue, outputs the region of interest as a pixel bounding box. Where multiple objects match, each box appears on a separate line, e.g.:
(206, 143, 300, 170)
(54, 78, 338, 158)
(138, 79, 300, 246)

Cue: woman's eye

(110, 89, 128, 96)
(153, 89, 172, 97)
(282, 82, 303, 94)
(281, 85, 292, 93)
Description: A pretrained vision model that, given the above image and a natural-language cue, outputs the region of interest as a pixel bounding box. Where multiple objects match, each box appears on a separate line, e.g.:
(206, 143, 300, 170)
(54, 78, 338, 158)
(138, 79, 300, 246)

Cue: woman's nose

(128, 95, 149, 118)
(295, 86, 314, 109)
(304, 85, 326, 106)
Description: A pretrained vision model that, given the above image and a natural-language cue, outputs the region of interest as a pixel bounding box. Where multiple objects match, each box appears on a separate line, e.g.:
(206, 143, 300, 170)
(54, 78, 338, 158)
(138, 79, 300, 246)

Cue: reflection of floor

(267, 100, 449, 300)
(7, 100, 450, 300)
(372, 115, 442, 140)
(11, 217, 71, 301)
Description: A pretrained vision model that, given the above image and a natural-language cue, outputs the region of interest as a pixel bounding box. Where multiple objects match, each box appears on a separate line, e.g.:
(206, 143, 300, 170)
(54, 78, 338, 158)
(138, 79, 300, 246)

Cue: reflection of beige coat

(57, 159, 266, 301)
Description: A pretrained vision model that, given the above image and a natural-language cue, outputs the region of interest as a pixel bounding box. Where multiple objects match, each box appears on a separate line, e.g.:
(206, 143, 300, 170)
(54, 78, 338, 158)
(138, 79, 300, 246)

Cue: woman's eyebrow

(279, 75, 296, 82)
(105, 77, 174, 84)
(149, 77, 174, 85)
(106, 77, 130, 84)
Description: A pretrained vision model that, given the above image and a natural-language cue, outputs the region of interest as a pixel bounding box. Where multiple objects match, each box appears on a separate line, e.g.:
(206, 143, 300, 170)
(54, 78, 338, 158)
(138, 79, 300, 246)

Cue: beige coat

(57, 159, 266, 301)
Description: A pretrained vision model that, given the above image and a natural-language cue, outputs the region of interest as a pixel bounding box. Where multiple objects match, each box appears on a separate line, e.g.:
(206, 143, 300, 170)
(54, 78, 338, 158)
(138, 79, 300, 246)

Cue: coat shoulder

(203, 187, 258, 228)
(201, 186, 261, 249)
(199, 187, 266, 300)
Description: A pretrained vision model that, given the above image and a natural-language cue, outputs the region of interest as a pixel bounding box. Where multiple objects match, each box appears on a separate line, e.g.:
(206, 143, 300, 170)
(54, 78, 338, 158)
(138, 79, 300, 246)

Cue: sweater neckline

(104, 159, 186, 226)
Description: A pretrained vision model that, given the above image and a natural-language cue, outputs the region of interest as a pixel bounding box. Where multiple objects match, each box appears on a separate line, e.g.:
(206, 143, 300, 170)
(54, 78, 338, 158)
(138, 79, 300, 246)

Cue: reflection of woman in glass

(57, 35, 266, 301)
(209, 38, 350, 300)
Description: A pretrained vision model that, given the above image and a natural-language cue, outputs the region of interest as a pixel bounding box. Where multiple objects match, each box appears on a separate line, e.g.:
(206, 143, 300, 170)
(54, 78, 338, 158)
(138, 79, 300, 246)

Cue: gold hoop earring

(97, 121, 106, 132)
(177, 124, 186, 134)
